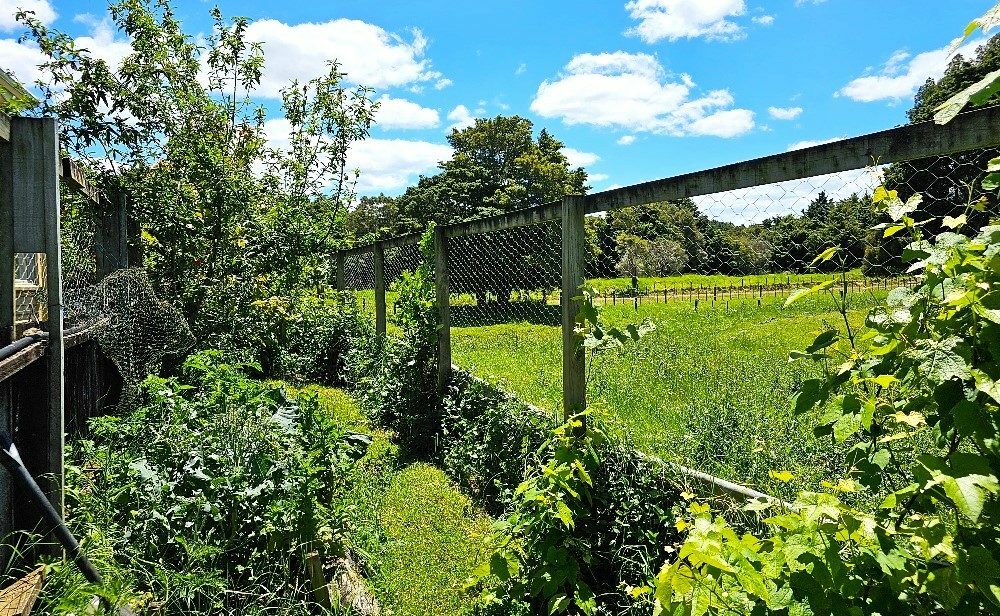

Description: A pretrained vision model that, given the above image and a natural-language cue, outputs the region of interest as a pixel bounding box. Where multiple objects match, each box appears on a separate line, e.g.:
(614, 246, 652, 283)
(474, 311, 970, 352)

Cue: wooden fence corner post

(0, 113, 13, 556)
(373, 242, 386, 336)
(561, 195, 586, 425)
(10, 117, 63, 516)
(434, 225, 451, 396)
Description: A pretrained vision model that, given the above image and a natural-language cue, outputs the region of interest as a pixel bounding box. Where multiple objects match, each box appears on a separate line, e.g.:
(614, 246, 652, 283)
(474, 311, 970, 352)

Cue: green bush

(351, 232, 442, 454)
(250, 291, 372, 384)
(53, 350, 369, 614)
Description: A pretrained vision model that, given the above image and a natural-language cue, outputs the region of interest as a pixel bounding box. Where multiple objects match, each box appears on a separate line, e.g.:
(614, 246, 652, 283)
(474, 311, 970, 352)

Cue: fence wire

(448, 220, 563, 328)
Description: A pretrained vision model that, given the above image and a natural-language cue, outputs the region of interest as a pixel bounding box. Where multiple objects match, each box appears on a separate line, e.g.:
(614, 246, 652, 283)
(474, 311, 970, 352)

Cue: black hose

(0, 429, 103, 584)
(0, 323, 97, 362)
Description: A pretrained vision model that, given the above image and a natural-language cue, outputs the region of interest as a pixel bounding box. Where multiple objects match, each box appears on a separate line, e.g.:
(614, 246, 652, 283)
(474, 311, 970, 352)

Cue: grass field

(451, 291, 883, 499)
(297, 386, 494, 616)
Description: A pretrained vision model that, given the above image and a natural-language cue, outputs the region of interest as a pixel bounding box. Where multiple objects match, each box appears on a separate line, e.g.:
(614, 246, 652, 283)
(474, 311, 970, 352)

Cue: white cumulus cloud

(530, 51, 754, 138)
(0, 0, 55, 31)
(617, 134, 636, 145)
(373, 95, 440, 130)
(561, 147, 600, 168)
(786, 136, 846, 151)
(264, 117, 450, 193)
(752, 15, 774, 26)
(625, 0, 747, 43)
(768, 106, 802, 120)
(348, 138, 452, 192)
(446, 104, 476, 131)
(244, 19, 445, 98)
(837, 38, 984, 103)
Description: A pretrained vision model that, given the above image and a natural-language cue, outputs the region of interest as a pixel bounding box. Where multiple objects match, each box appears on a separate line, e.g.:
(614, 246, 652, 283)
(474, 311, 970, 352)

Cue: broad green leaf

(935, 68, 1000, 124)
(810, 246, 839, 266)
(769, 470, 794, 483)
(985, 173, 1000, 191)
(785, 280, 835, 307)
(942, 214, 967, 229)
(883, 224, 907, 238)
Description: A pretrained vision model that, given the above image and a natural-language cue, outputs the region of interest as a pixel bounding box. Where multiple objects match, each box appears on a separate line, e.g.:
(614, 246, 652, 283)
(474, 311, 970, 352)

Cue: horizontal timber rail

(343, 104, 1000, 256)
(587, 104, 1000, 213)
(0, 322, 101, 384)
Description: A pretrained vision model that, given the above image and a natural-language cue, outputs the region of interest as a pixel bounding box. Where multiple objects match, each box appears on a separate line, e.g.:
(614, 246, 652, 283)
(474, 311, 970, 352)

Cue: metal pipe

(0, 323, 94, 362)
(0, 429, 103, 584)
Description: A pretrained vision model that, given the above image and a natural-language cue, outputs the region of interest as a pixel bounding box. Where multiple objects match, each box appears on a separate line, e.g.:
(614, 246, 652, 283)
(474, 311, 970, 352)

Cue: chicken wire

(447, 220, 563, 328)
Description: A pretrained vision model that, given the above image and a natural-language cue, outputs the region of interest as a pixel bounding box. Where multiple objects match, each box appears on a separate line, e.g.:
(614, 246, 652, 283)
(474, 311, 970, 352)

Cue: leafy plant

(58, 351, 369, 613)
(648, 174, 1000, 616)
(471, 414, 605, 616)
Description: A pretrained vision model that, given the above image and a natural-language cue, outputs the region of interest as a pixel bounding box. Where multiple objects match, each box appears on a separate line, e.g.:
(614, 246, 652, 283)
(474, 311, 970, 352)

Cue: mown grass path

(298, 385, 494, 616)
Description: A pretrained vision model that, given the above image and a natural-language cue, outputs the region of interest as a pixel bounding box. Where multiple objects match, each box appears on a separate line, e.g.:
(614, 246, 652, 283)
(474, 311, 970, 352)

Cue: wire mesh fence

(336, 116, 1000, 496)
(448, 221, 563, 327)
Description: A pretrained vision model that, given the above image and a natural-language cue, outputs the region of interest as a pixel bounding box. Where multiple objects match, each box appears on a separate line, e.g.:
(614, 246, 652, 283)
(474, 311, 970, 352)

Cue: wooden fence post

(561, 195, 586, 423)
(373, 242, 386, 336)
(434, 226, 451, 395)
(0, 114, 13, 556)
(335, 251, 345, 291)
(11, 117, 63, 516)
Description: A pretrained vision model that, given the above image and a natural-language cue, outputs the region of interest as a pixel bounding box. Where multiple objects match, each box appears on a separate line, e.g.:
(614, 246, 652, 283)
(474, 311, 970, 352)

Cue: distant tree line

(348, 36, 1000, 297)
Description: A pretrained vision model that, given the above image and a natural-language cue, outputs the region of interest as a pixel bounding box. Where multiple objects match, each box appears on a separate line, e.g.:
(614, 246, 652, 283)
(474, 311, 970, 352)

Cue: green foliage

(650, 186, 1000, 613)
(19, 0, 375, 346)
(471, 415, 604, 616)
(353, 228, 441, 453)
(58, 351, 369, 613)
(250, 290, 371, 383)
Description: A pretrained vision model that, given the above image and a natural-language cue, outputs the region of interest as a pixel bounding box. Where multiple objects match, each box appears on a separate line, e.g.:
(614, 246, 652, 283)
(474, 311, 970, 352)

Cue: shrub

(250, 290, 371, 384)
(55, 350, 369, 613)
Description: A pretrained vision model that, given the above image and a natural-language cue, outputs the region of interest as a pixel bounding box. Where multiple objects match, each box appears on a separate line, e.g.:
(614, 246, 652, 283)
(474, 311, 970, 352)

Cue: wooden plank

(0, 566, 45, 616)
(342, 232, 421, 257)
(1, 121, 14, 549)
(59, 157, 99, 204)
(0, 114, 9, 143)
(0, 341, 44, 383)
(444, 200, 561, 240)
(586, 105, 1000, 213)
(373, 241, 386, 335)
(12, 117, 63, 516)
(561, 195, 586, 423)
(434, 226, 451, 394)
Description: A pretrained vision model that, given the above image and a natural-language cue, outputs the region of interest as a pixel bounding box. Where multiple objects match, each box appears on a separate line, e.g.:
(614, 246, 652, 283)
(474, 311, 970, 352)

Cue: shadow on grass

(450, 302, 560, 327)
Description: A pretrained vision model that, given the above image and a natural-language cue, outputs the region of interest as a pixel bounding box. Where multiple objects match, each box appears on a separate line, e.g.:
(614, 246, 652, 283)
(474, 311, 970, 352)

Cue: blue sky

(1, 0, 996, 203)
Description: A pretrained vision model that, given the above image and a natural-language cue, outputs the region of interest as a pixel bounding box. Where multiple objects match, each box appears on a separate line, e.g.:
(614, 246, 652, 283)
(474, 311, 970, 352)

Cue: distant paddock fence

(1, 115, 140, 565)
(339, 105, 1000, 496)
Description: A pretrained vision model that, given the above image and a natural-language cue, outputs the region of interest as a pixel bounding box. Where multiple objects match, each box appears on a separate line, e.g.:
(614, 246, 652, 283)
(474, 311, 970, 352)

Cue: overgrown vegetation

(36, 352, 369, 613)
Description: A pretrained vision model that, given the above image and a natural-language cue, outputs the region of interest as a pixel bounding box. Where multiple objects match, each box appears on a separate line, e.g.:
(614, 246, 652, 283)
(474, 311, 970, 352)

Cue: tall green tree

(21, 0, 375, 344)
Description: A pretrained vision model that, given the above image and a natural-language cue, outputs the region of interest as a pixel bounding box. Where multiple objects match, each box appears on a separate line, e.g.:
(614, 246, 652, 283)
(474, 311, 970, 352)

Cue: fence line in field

(339, 105, 1000, 426)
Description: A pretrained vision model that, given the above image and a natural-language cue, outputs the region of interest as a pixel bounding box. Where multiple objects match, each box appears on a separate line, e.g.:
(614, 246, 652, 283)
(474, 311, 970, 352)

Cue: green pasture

(451, 290, 885, 499)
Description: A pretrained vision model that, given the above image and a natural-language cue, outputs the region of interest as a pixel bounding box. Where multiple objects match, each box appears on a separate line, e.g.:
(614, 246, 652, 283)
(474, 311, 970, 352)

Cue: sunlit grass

(452, 291, 884, 498)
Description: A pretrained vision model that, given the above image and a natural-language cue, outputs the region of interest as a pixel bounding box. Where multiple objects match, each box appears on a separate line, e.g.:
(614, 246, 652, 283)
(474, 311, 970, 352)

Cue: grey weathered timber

(12, 117, 63, 514)
(0, 129, 13, 346)
(586, 105, 1000, 213)
(561, 195, 586, 422)
(343, 232, 420, 257)
(335, 251, 345, 291)
(0, 115, 9, 143)
(96, 188, 128, 278)
(0, 119, 12, 562)
(58, 157, 98, 204)
(444, 200, 561, 240)
(373, 241, 386, 335)
(434, 226, 451, 394)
